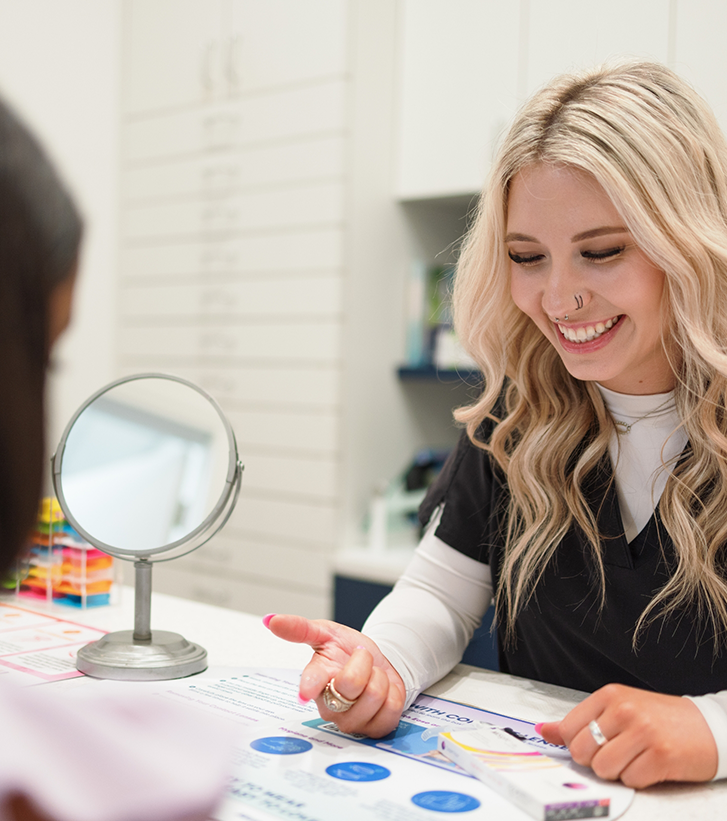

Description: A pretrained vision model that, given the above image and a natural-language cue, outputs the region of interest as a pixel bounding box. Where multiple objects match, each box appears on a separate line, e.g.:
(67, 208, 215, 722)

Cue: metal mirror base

(76, 629, 208, 681)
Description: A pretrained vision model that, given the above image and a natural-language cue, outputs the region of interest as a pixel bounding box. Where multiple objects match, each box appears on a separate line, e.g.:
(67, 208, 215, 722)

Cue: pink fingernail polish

(356, 645, 365, 650)
(262, 613, 276, 629)
(297, 693, 310, 705)
(534, 722, 544, 735)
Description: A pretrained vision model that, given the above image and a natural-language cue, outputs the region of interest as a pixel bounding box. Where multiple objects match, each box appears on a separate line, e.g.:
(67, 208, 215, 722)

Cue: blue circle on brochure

(250, 736, 313, 755)
(325, 762, 391, 782)
(411, 791, 481, 813)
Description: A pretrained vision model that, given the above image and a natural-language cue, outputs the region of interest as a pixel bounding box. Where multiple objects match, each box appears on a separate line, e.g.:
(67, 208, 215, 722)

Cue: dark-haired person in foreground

(0, 98, 232, 821)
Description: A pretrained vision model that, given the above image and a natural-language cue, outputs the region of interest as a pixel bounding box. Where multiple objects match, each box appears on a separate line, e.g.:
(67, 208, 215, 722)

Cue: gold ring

(322, 680, 358, 713)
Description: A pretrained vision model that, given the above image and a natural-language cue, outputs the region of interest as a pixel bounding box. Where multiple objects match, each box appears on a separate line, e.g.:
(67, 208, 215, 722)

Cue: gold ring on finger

(322, 680, 358, 713)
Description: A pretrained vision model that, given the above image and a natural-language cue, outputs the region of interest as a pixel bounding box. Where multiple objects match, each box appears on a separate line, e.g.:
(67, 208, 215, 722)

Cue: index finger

(265, 614, 337, 649)
(557, 688, 612, 745)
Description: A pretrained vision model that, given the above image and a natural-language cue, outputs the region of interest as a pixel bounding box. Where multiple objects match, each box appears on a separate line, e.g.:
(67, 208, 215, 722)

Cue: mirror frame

(52, 372, 241, 560)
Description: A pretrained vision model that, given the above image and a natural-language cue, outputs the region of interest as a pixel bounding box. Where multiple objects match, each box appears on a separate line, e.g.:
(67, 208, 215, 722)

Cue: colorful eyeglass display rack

(5, 498, 114, 608)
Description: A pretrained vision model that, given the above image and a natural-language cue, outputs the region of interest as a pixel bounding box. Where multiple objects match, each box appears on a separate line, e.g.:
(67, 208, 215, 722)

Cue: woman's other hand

(265, 614, 406, 738)
(539, 683, 718, 788)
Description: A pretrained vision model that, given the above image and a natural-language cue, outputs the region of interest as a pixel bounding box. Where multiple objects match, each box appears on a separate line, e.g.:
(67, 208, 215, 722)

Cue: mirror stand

(53, 372, 242, 681)
(75, 559, 207, 681)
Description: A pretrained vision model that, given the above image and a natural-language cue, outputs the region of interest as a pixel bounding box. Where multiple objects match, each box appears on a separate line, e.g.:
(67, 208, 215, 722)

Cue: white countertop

(21, 587, 727, 818)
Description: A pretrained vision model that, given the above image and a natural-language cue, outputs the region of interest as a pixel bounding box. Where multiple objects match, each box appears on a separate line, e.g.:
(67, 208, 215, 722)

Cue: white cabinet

(396, 0, 671, 200)
(525, 0, 671, 95)
(122, 0, 349, 116)
(228, 0, 347, 93)
(119, 0, 350, 619)
(123, 0, 226, 114)
(395, 0, 521, 199)
(673, 0, 727, 136)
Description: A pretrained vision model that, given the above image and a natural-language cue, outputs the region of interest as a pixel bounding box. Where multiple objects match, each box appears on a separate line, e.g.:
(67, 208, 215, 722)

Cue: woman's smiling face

(507, 163, 675, 395)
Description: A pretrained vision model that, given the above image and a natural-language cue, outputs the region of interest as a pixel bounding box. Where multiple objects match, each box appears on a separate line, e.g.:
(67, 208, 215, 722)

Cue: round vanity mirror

(52, 373, 243, 681)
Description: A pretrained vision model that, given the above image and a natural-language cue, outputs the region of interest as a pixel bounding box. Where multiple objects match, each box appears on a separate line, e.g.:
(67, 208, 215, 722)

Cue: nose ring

(554, 295, 583, 323)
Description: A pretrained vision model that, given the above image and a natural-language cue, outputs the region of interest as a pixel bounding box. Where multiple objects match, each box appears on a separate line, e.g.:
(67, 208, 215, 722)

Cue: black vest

(419, 429, 727, 696)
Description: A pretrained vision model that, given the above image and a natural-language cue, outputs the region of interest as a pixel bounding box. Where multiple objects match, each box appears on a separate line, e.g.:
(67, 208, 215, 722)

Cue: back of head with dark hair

(0, 98, 82, 580)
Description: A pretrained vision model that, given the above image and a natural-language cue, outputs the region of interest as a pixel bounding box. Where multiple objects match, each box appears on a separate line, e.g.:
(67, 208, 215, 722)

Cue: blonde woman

(269, 60, 727, 788)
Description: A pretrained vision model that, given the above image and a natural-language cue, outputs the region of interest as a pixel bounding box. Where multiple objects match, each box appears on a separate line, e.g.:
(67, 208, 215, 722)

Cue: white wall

(0, 0, 121, 460)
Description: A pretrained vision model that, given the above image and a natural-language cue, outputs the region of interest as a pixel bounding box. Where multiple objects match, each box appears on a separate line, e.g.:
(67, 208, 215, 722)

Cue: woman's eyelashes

(507, 245, 626, 266)
(507, 250, 544, 266)
(581, 245, 626, 262)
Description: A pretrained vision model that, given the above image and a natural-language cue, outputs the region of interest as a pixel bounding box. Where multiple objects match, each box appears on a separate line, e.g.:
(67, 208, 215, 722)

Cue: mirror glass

(55, 376, 236, 557)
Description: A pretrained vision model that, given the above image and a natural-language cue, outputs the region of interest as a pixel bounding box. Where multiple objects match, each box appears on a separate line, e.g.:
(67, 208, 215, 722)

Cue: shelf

(397, 365, 482, 384)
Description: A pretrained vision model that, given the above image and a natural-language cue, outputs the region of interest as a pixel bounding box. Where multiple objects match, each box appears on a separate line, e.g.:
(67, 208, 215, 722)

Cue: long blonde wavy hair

(454, 60, 727, 646)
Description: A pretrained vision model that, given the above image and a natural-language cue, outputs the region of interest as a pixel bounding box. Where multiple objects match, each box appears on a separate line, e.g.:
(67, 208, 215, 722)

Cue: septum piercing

(555, 294, 584, 323)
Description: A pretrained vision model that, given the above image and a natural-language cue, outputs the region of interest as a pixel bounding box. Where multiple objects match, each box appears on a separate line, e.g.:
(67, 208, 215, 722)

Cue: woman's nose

(543, 281, 589, 322)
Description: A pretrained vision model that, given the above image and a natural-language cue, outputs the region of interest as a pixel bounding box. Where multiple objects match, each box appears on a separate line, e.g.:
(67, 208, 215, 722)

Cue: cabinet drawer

(120, 274, 342, 319)
(240, 451, 338, 501)
(123, 181, 345, 241)
(225, 406, 339, 454)
(120, 228, 345, 279)
(125, 135, 345, 201)
(114, 364, 340, 409)
(151, 563, 330, 619)
(117, 319, 342, 362)
(175, 533, 330, 590)
(124, 80, 347, 162)
(228, 494, 338, 546)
